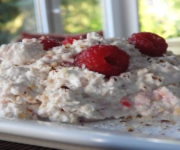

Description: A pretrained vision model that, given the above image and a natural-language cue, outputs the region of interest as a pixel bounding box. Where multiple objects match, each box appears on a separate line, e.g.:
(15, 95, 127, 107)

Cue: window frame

(100, 0, 139, 38)
(33, 0, 63, 34)
(33, 0, 139, 37)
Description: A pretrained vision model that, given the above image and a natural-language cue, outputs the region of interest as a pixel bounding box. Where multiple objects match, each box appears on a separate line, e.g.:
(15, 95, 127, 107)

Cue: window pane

(0, 0, 36, 45)
(138, 0, 180, 39)
(60, 0, 102, 34)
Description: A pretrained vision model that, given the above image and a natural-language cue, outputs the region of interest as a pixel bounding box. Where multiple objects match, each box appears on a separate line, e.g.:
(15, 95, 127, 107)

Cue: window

(0, 0, 36, 45)
(138, 0, 180, 39)
(138, 0, 180, 54)
(34, 0, 103, 34)
(60, 0, 103, 34)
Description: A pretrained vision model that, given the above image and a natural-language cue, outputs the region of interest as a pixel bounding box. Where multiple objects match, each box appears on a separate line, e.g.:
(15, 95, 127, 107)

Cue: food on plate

(0, 32, 180, 123)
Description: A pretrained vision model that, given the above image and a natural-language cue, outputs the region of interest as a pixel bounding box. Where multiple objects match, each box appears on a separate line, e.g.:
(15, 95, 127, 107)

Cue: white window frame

(33, 0, 139, 38)
(33, 0, 63, 34)
(101, 0, 139, 38)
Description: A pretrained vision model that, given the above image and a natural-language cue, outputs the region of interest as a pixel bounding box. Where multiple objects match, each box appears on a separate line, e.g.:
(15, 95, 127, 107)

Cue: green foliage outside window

(0, 0, 20, 44)
(0, 0, 36, 45)
(138, 0, 180, 38)
(60, 0, 102, 34)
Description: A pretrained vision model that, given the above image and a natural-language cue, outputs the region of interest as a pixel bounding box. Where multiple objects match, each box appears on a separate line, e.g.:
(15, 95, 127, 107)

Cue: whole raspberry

(62, 36, 81, 45)
(128, 32, 168, 57)
(74, 45, 129, 77)
(40, 36, 60, 50)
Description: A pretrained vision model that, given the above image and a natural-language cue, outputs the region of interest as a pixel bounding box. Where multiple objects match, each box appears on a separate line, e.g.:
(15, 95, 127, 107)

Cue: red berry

(120, 97, 131, 108)
(40, 37, 60, 50)
(62, 36, 81, 45)
(128, 32, 168, 57)
(74, 45, 129, 77)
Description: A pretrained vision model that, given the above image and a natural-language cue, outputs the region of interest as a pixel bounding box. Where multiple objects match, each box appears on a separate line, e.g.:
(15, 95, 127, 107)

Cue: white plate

(0, 118, 180, 150)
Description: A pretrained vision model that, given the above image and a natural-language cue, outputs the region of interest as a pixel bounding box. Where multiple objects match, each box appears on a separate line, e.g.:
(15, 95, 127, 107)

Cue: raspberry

(74, 45, 129, 77)
(40, 37, 60, 50)
(128, 32, 168, 57)
(62, 36, 81, 45)
(120, 97, 131, 108)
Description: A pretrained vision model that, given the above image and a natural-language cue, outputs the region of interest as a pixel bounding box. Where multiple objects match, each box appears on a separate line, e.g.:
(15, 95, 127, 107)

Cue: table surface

(0, 140, 58, 150)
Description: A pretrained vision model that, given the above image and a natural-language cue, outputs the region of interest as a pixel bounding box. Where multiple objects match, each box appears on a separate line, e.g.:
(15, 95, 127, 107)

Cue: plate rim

(0, 119, 180, 150)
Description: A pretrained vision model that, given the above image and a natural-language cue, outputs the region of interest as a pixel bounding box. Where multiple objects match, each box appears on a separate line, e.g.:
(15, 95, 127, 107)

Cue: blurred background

(0, 0, 180, 54)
